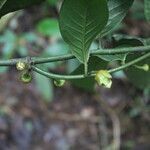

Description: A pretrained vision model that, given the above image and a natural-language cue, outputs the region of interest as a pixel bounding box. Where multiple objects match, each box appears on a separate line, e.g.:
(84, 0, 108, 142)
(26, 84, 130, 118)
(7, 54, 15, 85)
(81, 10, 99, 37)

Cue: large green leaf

(59, 0, 108, 65)
(144, 0, 150, 21)
(71, 56, 108, 91)
(0, 0, 44, 18)
(100, 0, 134, 37)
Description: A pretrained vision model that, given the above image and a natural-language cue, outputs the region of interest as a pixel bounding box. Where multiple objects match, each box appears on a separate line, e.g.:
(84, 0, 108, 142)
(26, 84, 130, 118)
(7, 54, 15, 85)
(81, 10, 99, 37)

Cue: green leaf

(116, 37, 150, 90)
(67, 59, 80, 73)
(113, 37, 144, 48)
(113, 35, 144, 62)
(144, 0, 150, 21)
(99, 35, 144, 62)
(0, 0, 44, 18)
(36, 18, 61, 37)
(98, 54, 126, 62)
(100, 0, 134, 37)
(59, 0, 108, 65)
(70, 56, 108, 91)
(34, 71, 53, 102)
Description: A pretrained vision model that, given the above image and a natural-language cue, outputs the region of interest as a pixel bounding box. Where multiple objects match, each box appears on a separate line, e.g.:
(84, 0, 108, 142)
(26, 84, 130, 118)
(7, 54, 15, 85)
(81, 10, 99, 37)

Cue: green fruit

(20, 71, 32, 83)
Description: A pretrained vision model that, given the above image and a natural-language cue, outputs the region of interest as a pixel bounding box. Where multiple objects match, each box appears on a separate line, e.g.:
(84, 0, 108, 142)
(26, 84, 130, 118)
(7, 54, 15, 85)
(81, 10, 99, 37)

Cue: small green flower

(54, 79, 65, 87)
(95, 70, 112, 88)
(20, 71, 32, 83)
(16, 61, 26, 71)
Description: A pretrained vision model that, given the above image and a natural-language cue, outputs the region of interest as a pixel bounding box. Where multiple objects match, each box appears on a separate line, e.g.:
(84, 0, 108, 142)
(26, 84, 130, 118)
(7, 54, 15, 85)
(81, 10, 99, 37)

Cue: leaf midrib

(82, 6, 88, 63)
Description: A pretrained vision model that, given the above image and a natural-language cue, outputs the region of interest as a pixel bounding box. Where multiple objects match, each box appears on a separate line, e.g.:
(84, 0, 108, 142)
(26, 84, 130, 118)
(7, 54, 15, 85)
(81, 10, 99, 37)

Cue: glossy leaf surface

(59, 0, 108, 64)
(100, 0, 134, 37)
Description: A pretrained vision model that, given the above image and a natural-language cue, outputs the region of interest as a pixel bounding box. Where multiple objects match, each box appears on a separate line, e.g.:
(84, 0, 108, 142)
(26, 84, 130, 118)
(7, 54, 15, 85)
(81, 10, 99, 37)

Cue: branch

(0, 45, 150, 66)
(32, 52, 150, 80)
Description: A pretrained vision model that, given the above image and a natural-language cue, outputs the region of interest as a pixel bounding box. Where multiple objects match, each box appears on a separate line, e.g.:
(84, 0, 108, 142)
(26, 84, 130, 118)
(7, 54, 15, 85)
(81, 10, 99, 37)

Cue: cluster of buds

(16, 61, 66, 87)
(16, 61, 32, 83)
(16, 61, 149, 88)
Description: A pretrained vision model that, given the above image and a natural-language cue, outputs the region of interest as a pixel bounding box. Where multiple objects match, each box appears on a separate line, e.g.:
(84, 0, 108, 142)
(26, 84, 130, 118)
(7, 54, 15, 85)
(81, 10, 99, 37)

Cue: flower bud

(54, 79, 65, 87)
(134, 64, 149, 72)
(141, 64, 149, 71)
(16, 61, 26, 71)
(95, 70, 112, 88)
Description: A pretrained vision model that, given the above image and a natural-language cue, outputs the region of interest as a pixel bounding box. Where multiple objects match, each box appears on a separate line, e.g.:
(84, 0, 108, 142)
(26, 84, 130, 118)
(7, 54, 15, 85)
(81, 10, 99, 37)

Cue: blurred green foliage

(0, 0, 69, 101)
